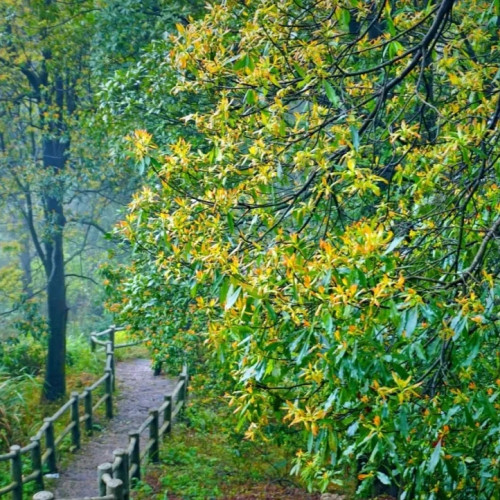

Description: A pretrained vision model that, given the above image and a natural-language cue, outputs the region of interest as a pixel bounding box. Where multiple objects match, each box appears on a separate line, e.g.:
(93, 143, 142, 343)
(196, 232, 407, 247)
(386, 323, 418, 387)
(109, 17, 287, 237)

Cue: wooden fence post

(113, 449, 130, 500)
(111, 349, 116, 391)
(179, 370, 188, 407)
(128, 432, 141, 482)
(97, 462, 112, 497)
(163, 395, 172, 437)
(70, 392, 81, 450)
(109, 326, 116, 388)
(90, 332, 96, 352)
(105, 370, 113, 419)
(84, 389, 93, 434)
(10, 445, 22, 500)
(106, 342, 116, 392)
(33, 492, 55, 500)
(183, 366, 189, 402)
(106, 478, 124, 500)
(30, 437, 44, 490)
(44, 418, 57, 473)
(149, 410, 159, 463)
(108, 332, 116, 391)
(109, 325, 116, 351)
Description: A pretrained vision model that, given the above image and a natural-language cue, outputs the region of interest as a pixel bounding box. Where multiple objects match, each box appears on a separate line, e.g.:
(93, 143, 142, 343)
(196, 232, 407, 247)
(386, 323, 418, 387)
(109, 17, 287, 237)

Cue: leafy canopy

(115, 0, 500, 498)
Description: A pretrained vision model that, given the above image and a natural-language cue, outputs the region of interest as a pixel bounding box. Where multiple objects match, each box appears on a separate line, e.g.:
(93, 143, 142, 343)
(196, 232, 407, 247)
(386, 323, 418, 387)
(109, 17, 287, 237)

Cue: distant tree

(0, 0, 209, 399)
(0, 0, 96, 399)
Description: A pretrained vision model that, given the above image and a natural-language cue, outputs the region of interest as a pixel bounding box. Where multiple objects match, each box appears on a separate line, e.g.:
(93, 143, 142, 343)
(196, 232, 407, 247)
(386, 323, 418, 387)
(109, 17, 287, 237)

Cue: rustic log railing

(0, 325, 126, 500)
(32, 365, 189, 500)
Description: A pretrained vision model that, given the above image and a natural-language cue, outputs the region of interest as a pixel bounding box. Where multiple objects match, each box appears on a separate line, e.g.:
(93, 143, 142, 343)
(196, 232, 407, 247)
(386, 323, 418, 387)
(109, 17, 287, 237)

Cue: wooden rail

(0, 325, 124, 500)
(32, 366, 189, 500)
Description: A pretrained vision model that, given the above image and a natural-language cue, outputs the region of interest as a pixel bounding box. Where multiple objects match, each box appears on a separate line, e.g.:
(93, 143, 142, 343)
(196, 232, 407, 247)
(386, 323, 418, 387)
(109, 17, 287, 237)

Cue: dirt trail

(53, 358, 176, 499)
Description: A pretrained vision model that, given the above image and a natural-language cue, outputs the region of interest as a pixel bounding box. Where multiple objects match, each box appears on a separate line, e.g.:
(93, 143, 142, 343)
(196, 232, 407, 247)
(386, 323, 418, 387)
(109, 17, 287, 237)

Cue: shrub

(0, 337, 45, 376)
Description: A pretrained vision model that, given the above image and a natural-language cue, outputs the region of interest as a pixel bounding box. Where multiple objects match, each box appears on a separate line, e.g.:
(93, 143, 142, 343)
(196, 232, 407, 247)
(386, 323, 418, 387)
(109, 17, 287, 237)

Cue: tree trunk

(19, 228, 33, 297)
(42, 136, 68, 401)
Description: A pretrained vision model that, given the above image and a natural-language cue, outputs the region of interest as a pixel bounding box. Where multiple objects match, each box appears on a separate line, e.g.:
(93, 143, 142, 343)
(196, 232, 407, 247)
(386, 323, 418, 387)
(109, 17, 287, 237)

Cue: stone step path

(52, 358, 176, 499)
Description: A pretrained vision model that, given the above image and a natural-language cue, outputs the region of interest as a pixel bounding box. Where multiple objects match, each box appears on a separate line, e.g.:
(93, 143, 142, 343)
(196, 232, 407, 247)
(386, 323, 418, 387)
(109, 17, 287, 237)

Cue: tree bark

(19, 226, 33, 297)
(42, 136, 68, 400)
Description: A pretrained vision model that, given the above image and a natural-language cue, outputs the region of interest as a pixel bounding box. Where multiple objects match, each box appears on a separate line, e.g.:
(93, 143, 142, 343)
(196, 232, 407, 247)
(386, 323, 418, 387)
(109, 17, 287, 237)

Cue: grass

(0, 334, 104, 450)
(114, 327, 149, 361)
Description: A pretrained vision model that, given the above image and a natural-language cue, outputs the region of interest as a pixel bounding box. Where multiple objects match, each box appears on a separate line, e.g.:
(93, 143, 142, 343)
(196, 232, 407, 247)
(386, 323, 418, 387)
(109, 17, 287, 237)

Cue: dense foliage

(114, 0, 500, 498)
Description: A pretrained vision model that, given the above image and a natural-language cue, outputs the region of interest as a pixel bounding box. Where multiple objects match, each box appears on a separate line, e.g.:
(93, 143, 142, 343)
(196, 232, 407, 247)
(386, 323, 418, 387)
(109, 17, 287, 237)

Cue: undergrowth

(133, 374, 323, 500)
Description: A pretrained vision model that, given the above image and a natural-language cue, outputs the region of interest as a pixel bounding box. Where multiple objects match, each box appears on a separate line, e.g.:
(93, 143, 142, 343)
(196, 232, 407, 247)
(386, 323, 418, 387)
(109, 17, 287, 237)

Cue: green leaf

(138, 159, 145, 175)
(377, 471, 391, 485)
(387, 41, 404, 59)
(462, 333, 481, 367)
(245, 54, 255, 71)
(350, 125, 360, 151)
(264, 301, 277, 321)
(225, 285, 241, 310)
(296, 339, 310, 364)
(429, 440, 441, 473)
(341, 8, 351, 27)
(294, 63, 306, 78)
(289, 330, 305, 353)
(386, 16, 396, 36)
(335, 7, 351, 27)
(244, 89, 257, 105)
(219, 277, 230, 303)
(227, 211, 235, 233)
(398, 408, 409, 438)
(384, 235, 405, 254)
(322, 80, 339, 106)
(347, 420, 359, 436)
(405, 308, 418, 336)
(450, 313, 467, 339)
(321, 312, 333, 335)
(233, 53, 255, 71)
(233, 54, 248, 70)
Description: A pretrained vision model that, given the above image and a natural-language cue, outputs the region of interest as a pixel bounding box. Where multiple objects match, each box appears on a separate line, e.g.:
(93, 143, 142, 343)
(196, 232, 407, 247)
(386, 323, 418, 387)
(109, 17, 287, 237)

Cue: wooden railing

(90, 327, 143, 353)
(33, 366, 189, 500)
(0, 326, 123, 500)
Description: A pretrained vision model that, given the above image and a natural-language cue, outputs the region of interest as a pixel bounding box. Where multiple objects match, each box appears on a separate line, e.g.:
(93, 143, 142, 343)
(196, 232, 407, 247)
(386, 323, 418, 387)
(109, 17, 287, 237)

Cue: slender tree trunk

(19, 227, 33, 297)
(42, 136, 68, 400)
